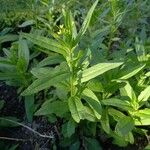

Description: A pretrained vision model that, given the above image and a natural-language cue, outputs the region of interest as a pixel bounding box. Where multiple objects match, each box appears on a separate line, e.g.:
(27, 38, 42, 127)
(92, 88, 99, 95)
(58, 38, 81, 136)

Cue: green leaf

(0, 34, 18, 44)
(120, 82, 136, 100)
(18, 20, 35, 27)
(111, 131, 134, 147)
(7, 144, 19, 150)
(102, 98, 133, 111)
(145, 72, 150, 77)
(100, 109, 110, 134)
(68, 96, 85, 123)
(108, 108, 126, 121)
(18, 39, 30, 69)
(35, 100, 68, 117)
(87, 79, 104, 92)
(134, 109, 150, 125)
(62, 119, 77, 138)
(38, 54, 65, 67)
(67, 119, 77, 137)
(74, 0, 99, 45)
(55, 85, 68, 100)
(82, 88, 102, 119)
(68, 97, 97, 122)
(47, 115, 57, 123)
(31, 67, 54, 78)
(144, 144, 150, 150)
(126, 132, 134, 144)
(83, 106, 97, 122)
(63, 10, 77, 40)
(135, 37, 148, 62)
(81, 62, 123, 83)
(69, 141, 80, 150)
(118, 64, 145, 79)
(115, 116, 134, 136)
(0, 72, 20, 80)
(138, 85, 150, 102)
(0, 58, 15, 71)
(21, 70, 69, 95)
(24, 95, 34, 122)
(84, 137, 102, 150)
(21, 33, 68, 56)
(0, 117, 20, 127)
(120, 81, 138, 109)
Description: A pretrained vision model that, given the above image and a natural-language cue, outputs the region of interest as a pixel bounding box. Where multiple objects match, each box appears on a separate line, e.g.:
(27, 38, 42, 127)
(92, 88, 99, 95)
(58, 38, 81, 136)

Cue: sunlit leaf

(102, 98, 133, 111)
(82, 88, 102, 119)
(74, 0, 99, 45)
(138, 85, 150, 102)
(22, 71, 69, 95)
(81, 62, 123, 83)
(21, 33, 68, 56)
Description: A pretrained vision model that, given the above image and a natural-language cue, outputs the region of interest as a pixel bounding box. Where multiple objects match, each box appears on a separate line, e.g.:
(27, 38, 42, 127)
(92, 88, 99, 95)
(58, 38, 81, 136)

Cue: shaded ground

(0, 82, 56, 150)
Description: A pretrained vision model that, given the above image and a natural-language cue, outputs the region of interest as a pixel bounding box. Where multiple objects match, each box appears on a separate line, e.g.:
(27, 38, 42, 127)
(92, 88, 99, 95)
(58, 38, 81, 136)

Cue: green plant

(0, 0, 150, 149)
(0, 36, 35, 122)
(21, 0, 123, 120)
(17, 0, 136, 148)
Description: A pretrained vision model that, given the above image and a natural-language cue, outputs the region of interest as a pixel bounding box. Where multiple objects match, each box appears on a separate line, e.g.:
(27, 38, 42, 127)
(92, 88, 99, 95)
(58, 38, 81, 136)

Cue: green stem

(69, 51, 74, 97)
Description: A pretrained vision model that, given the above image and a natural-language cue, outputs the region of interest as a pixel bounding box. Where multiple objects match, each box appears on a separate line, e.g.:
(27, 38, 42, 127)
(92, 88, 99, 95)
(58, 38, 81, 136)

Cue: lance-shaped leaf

(22, 71, 69, 96)
(101, 98, 133, 111)
(100, 109, 110, 134)
(0, 58, 15, 71)
(0, 72, 20, 80)
(21, 33, 68, 56)
(118, 63, 146, 79)
(24, 95, 34, 122)
(138, 85, 150, 102)
(74, 0, 99, 45)
(62, 118, 77, 138)
(145, 72, 150, 77)
(63, 10, 77, 40)
(0, 34, 18, 44)
(115, 116, 134, 136)
(18, 39, 30, 69)
(81, 62, 123, 83)
(82, 88, 102, 119)
(108, 108, 126, 121)
(120, 81, 138, 109)
(31, 67, 54, 78)
(120, 82, 137, 101)
(134, 109, 150, 125)
(35, 100, 68, 117)
(84, 138, 102, 150)
(68, 96, 85, 123)
(38, 54, 65, 67)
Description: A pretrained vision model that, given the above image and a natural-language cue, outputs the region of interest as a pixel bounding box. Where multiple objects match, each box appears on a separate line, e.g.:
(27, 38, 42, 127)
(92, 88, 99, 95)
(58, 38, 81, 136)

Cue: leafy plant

(21, 0, 123, 123)
(0, 0, 150, 149)
(0, 36, 35, 122)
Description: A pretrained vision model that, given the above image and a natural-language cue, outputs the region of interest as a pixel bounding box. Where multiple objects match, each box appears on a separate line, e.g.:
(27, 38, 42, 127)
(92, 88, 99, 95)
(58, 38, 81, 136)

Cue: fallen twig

(0, 117, 54, 139)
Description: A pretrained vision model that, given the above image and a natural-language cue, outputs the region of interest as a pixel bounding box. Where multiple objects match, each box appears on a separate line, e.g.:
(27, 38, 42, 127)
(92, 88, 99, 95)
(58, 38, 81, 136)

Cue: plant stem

(68, 49, 75, 97)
